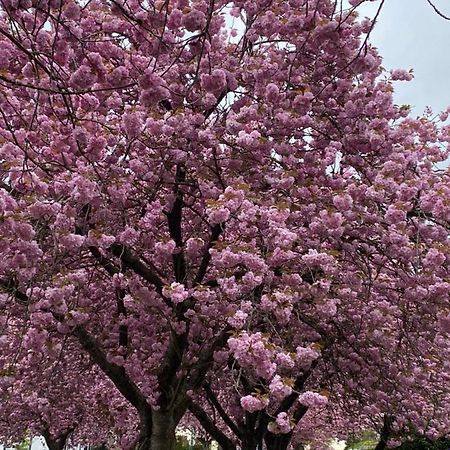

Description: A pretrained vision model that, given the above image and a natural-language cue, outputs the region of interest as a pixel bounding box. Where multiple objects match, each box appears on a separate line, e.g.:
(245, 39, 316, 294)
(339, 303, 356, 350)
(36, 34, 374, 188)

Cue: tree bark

(240, 435, 259, 450)
(188, 401, 236, 450)
(264, 433, 292, 450)
(134, 436, 151, 450)
(133, 409, 153, 450)
(374, 415, 394, 450)
(41, 429, 69, 450)
(149, 410, 177, 450)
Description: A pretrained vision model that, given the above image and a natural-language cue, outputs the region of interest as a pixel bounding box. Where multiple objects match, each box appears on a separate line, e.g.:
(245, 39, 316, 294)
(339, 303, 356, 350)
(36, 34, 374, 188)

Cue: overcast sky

(356, 0, 450, 114)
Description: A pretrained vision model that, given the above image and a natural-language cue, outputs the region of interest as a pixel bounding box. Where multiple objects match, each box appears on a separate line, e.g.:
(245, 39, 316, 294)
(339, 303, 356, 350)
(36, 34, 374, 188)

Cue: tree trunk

(41, 428, 71, 450)
(264, 432, 292, 450)
(240, 436, 258, 450)
(134, 409, 153, 450)
(134, 436, 151, 450)
(149, 410, 177, 450)
(374, 415, 394, 450)
(45, 441, 65, 450)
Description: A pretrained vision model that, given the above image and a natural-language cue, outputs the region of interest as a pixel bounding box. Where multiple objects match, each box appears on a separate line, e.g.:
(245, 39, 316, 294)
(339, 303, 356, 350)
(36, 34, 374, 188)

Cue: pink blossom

(298, 391, 328, 408)
(162, 282, 189, 304)
(182, 9, 206, 31)
(240, 395, 269, 413)
(391, 69, 413, 81)
(123, 112, 143, 138)
(333, 194, 353, 211)
(167, 9, 183, 30)
(200, 69, 227, 93)
(70, 65, 96, 89)
(59, 233, 85, 251)
(207, 206, 230, 224)
(265, 83, 279, 103)
(296, 346, 320, 368)
(438, 314, 450, 334)
(268, 412, 292, 434)
(108, 66, 129, 87)
(228, 310, 248, 328)
(63, 2, 81, 20)
(269, 375, 293, 400)
(423, 248, 446, 269)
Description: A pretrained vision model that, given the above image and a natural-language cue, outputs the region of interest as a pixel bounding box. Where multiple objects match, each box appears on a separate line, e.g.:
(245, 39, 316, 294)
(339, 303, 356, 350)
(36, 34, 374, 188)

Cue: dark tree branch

(75, 222, 128, 349)
(167, 164, 187, 284)
(71, 327, 150, 412)
(109, 244, 165, 296)
(255, 359, 319, 443)
(0, 277, 29, 305)
(157, 331, 188, 407)
(42, 427, 73, 450)
(426, 0, 450, 20)
(188, 401, 237, 450)
(193, 223, 223, 286)
(88, 246, 121, 277)
(204, 88, 230, 120)
(204, 382, 243, 439)
(374, 415, 394, 450)
(186, 326, 231, 392)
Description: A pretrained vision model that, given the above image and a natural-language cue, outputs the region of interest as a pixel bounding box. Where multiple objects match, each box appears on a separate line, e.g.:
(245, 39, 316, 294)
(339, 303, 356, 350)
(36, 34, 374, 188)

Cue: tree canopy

(0, 0, 449, 449)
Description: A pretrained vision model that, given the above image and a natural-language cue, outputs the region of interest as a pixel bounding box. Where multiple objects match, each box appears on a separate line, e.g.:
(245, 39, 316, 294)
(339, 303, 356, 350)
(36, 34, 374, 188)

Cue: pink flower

(267, 412, 292, 434)
(70, 65, 96, 89)
(333, 194, 353, 211)
(200, 69, 227, 93)
(123, 112, 143, 138)
(265, 83, 279, 103)
(59, 233, 85, 251)
(162, 282, 189, 304)
(182, 9, 206, 31)
(155, 240, 177, 257)
(298, 391, 328, 408)
(423, 248, 446, 269)
(167, 8, 183, 30)
(139, 85, 170, 106)
(385, 205, 406, 224)
(208, 206, 230, 224)
(63, 2, 81, 20)
(269, 375, 292, 400)
(108, 66, 129, 87)
(391, 69, 413, 81)
(240, 395, 269, 413)
(296, 346, 320, 368)
(228, 310, 248, 328)
(438, 314, 450, 334)
(275, 352, 295, 369)
(139, 70, 162, 90)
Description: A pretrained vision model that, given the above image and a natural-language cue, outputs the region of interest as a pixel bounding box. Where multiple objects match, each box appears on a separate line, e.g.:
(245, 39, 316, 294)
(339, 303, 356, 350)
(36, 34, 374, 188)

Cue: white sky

(356, 0, 450, 114)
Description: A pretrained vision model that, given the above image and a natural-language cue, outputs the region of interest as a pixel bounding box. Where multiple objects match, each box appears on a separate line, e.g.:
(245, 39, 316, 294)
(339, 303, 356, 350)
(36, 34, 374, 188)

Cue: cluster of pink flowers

(162, 282, 190, 304)
(240, 394, 269, 413)
(298, 391, 329, 408)
(267, 412, 292, 434)
(200, 69, 227, 94)
(269, 375, 293, 400)
(228, 332, 277, 379)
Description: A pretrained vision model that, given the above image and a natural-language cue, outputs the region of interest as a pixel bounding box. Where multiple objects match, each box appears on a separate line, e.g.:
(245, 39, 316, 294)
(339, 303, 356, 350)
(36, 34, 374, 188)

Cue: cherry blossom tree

(0, 0, 449, 449)
(0, 311, 137, 449)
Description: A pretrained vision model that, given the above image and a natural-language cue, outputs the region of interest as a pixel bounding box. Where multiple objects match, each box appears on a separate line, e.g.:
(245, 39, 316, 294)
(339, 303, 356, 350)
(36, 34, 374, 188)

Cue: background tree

(0, 312, 136, 449)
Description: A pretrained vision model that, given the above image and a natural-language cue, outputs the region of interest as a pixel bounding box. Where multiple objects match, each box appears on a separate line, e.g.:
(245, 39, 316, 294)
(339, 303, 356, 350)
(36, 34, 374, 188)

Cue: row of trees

(0, 0, 449, 449)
